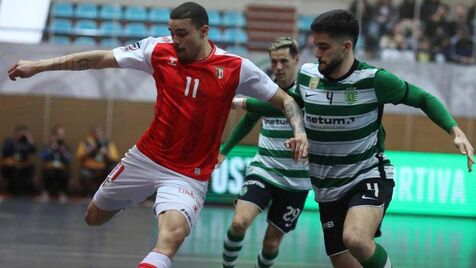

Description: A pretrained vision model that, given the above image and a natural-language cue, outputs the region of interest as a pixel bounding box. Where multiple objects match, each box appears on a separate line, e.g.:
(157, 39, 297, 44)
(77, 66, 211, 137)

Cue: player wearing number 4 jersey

(7, 2, 308, 268)
(219, 37, 310, 268)
(286, 9, 474, 268)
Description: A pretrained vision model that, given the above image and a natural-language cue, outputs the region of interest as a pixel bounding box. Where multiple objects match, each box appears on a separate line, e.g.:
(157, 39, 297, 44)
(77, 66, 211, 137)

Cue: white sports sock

(139, 251, 172, 268)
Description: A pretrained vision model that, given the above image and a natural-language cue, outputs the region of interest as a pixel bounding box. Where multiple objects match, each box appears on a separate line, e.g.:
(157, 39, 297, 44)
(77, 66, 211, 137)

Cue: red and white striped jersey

(113, 37, 278, 180)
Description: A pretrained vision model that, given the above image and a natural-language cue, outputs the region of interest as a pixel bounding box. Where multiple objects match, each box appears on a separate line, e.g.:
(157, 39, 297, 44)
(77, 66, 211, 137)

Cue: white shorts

(93, 146, 208, 231)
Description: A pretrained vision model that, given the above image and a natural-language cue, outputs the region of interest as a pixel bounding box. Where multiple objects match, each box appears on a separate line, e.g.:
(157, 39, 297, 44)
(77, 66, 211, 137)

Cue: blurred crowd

(0, 125, 119, 201)
(348, 0, 476, 64)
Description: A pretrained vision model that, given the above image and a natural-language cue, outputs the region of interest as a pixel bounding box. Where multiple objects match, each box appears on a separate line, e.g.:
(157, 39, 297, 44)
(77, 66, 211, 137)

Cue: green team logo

(344, 88, 358, 104)
(239, 186, 248, 196)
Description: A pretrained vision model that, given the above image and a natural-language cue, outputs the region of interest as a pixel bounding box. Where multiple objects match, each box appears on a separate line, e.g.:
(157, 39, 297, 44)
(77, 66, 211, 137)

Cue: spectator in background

(76, 126, 119, 196)
(40, 125, 72, 202)
(299, 32, 317, 66)
(468, 0, 476, 32)
(399, 0, 416, 20)
(420, 0, 441, 23)
(0, 125, 37, 196)
(449, 26, 475, 65)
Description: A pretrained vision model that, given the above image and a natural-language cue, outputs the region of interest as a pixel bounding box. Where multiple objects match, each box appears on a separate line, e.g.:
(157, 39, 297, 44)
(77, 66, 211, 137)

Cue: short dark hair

(310, 10, 359, 48)
(269, 37, 300, 58)
(170, 2, 209, 28)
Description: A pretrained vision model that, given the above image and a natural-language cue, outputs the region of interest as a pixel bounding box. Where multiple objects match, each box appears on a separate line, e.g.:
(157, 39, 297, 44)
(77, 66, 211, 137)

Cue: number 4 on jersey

(184, 76, 199, 98)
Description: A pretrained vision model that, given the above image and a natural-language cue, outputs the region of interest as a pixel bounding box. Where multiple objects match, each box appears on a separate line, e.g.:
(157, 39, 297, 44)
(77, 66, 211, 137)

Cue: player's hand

(8, 60, 40, 81)
(284, 132, 308, 162)
(452, 126, 474, 172)
(215, 153, 226, 169)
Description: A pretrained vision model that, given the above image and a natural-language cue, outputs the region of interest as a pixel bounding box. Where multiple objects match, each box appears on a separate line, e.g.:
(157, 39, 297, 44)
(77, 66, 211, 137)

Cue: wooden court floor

(0, 197, 475, 268)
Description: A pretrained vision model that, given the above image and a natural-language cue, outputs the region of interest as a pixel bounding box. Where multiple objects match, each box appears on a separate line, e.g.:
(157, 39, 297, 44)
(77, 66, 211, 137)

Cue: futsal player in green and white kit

(218, 37, 311, 268)
(288, 9, 474, 268)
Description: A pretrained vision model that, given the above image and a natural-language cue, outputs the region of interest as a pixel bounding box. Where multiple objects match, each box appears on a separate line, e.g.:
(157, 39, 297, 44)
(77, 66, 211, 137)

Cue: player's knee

(263, 237, 281, 253)
(342, 230, 370, 254)
(160, 224, 188, 245)
(231, 215, 251, 234)
(84, 210, 102, 226)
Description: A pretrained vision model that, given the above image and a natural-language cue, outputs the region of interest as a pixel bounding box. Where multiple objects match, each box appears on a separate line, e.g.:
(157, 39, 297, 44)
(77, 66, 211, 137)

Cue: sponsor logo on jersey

(344, 87, 358, 104)
(305, 114, 356, 126)
(308, 77, 320, 90)
(322, 221, 334, 229)
(305, 91, 319, 98)
(263, 118, 289, 125)
(194, 168, 201, 175)
(127, 41, 141, 50)
(215, 66, 224, 79)
(168, 57, 177, 66)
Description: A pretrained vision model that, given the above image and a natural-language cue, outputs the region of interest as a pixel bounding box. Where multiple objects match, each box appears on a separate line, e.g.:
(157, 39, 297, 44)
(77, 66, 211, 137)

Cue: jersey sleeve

(373, 69, 407, 104)
(112, 37, 156, 74)
(290, 70, 305, 107)
(375, 69, 457, 133)
(220, 112, 261, 155)
(246, 98, 284, 117)
(236, 58, 278, 101)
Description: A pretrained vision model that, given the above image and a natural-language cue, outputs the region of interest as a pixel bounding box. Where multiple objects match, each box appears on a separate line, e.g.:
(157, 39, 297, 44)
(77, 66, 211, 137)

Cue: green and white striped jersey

(247, 98, 311, 191)
(292, 61, 399, 202)
(221, 84, 311, 192)
(293, 60, 457, 202)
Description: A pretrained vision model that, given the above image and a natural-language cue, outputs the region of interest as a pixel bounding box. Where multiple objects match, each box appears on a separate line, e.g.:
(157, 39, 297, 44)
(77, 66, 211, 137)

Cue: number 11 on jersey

(184, 76, 199, 98)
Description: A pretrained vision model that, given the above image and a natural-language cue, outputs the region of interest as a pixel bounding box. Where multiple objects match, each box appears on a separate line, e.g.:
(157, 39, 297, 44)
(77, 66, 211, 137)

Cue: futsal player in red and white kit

(8, 2, 308, 268)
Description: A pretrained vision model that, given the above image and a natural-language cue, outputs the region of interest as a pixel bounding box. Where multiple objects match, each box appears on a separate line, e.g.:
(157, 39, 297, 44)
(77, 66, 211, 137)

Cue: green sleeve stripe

(246, 98, 284, 117)
(402, 83, 457, 133)
(220, 113, 260, 155)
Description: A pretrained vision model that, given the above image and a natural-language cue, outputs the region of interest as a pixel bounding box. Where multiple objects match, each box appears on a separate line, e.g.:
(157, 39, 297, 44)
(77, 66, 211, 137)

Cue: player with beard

(289, 9, 473, 268)
(7, 2, 308, 268)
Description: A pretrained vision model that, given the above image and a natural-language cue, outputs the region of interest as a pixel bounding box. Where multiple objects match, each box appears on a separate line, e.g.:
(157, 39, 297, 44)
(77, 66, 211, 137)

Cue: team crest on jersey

(308, 77, 320, 90)
(344, 87, 358, 104)
(215, 66, 224, 79)
(127, 41, 141, 50)
(168, 57, 177, 66)
(194, 168, 201, 175)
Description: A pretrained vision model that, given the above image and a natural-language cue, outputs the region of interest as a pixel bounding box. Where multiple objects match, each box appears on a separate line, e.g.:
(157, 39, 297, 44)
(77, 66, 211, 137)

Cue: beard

(318, 55, 343, 77)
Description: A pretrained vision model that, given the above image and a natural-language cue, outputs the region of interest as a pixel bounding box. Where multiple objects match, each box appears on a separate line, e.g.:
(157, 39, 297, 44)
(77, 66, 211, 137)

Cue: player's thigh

(235, 175, 273, 213)
(234, 199, 261, 223)
(154, 175, 208, 234)
(344, 178, 394, 238)
(267, 187, 308, 233)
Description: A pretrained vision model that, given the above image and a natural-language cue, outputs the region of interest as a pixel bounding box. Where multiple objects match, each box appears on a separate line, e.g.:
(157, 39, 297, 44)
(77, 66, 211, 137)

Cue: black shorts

(237, 175, 309, 233)
(318, 178, 395, 256)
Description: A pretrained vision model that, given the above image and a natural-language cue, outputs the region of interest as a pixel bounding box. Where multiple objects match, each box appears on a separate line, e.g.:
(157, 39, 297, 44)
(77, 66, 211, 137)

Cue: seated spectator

(76, 126, 119, 196)
(449, 27, 475, 65)
(0, 125, 37, 196)
(40, 125, 72, 201)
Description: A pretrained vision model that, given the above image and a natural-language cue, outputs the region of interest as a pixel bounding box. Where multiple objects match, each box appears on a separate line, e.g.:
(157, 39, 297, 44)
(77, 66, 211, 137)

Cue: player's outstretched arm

(451, 126, 474, 172)
(267, 88, 308, 162)
(8, 50, 119, 81)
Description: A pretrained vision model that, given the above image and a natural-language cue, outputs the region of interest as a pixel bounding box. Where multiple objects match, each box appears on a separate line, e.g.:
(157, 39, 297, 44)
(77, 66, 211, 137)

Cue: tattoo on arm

(75, 59, 91, 70)
(284, 101, 305, 134)
(51, 56, 92, 71)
